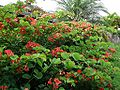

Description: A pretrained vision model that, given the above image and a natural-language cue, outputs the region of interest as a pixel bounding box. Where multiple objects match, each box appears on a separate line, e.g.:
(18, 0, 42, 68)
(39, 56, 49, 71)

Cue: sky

(0, 0, 120, 15)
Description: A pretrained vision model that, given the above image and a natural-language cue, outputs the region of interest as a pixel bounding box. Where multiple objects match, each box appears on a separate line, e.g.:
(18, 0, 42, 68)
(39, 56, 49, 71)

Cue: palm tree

(54, 0, 108, 22)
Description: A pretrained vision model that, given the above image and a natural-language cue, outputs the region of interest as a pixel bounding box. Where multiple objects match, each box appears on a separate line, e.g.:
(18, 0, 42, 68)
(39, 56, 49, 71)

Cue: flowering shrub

(0, 0, 120, 90)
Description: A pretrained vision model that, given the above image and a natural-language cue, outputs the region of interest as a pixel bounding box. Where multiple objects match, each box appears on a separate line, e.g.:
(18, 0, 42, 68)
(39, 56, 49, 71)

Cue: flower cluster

(108, 48, 116, 53)
(0, 52, 2, 57)
(0, 22, 4, 30)
(47, 78, 62, 89)
(24, 65, 29, 72)
(4, 49, 14, 57)
(51, 47, 64, 57)
(20, 26, 26, 34)
(48, 33, 62, 42)
(0, 86, 8, 90)
(25, 41, 40, 50)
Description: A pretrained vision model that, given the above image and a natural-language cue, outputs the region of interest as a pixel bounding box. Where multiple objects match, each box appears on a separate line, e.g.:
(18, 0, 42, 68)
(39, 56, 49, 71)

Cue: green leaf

(24, 83, 30, 89)
(59, 87, 65, 90)
(64, 60, 75, 69)
(37, 60, 43, 67)
(22, 74, 31, 79)
(42, 64, 49, 73)
(28, 63, 34, 68)
(34, 69, 43, 79)
(72, 52, 84, 61)
(84, 68, 96, 76)
(67, 78, 75, 83)
(10, 55, 19, 60)
(52, 58, 61, 65)
(61, 52, 69, 59)
(104, 88, 109, 90)
(40, 53, 46, 61)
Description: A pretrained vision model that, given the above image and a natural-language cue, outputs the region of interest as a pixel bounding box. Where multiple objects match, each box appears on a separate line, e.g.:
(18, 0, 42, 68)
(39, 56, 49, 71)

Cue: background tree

(54, 0, 108, 22)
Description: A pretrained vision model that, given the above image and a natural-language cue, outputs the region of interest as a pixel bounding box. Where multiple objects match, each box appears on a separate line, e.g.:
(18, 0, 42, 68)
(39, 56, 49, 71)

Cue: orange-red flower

(0, 86, 8, 90)
(4, 49, 14, 57)
(31, 19, 37, 26)
(0, 22, 4, 30)
(51, 47, 64, 57)
(47, 78, 52, 85)
(107, 83, 112, 88)
(104, 52, 111, 58)
(20, 26, 26, 34)
(11, 60, 15, 64)
(65, 72, 71, 79)
(77, 69, 82, 74)
(48, 36, 55, 42)
(25, 41, 40, 50)
(0, 52, 2, 58)
(53, 33, 62, 39)
(14, 18, 19, 22)
(25, 53, 31, 56)
(74, 80, 78, 83)
(82, 74, 86, 79)
(108, 48, 116, 53)
(99, 87, 104, 90)
(24, 65, 29, 72)
(53, 84, 59, 89)
(54, 78, 62, 85)
(39, 25, 46, 30)
(5, 18, 11, 23)
(16, 66, 22, 73)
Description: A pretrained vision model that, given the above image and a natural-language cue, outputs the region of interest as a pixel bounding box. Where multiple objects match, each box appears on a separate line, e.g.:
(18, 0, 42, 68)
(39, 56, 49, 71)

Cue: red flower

(25, 41, 40, 50)
(51, 47, 64, 57)
(0, 22, 4, 30)
(48, 36, 54, 42)
(31, 19, 37, 26)
(53, 33, 62, 39)
(107, 83, 112, 88)
(4, 49, 14, 57)
(25, 53, 31, 56)
(50, 14, 56, 18)
(14, 18, 19, 22)
(20, 27, 26, 34)
(104, 60, 108, 62)
(82, 74, 86, 79)
(54, 78, 62, 85)
(47, 78, 52, 85)
(5, 18, 11, 23)
(26, 17, 34, 21)
(77, 69, 82, 74)
(53, 84, 59, 89)
(65, 72, 71, 78)
(86, 78, 91, 81)
(74, 80, 78, 83)
(108, 48, 116, 53)
(104, 52, 111, 58)
(0, 52, 2, 57)
(24, 65, 29, 72)
(16, 66, 22, 73)
(22, 5, 26, 8)
(39, 25, 46, 30)
(11, 60, 15, 64)
(99, 87, 104, 90)
(0, 86, 8, 89)
(92, 76, 94, 80)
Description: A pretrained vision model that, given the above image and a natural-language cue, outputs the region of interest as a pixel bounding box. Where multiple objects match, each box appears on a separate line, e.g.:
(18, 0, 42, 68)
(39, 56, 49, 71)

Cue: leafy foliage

(0, 0, 119, 90)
